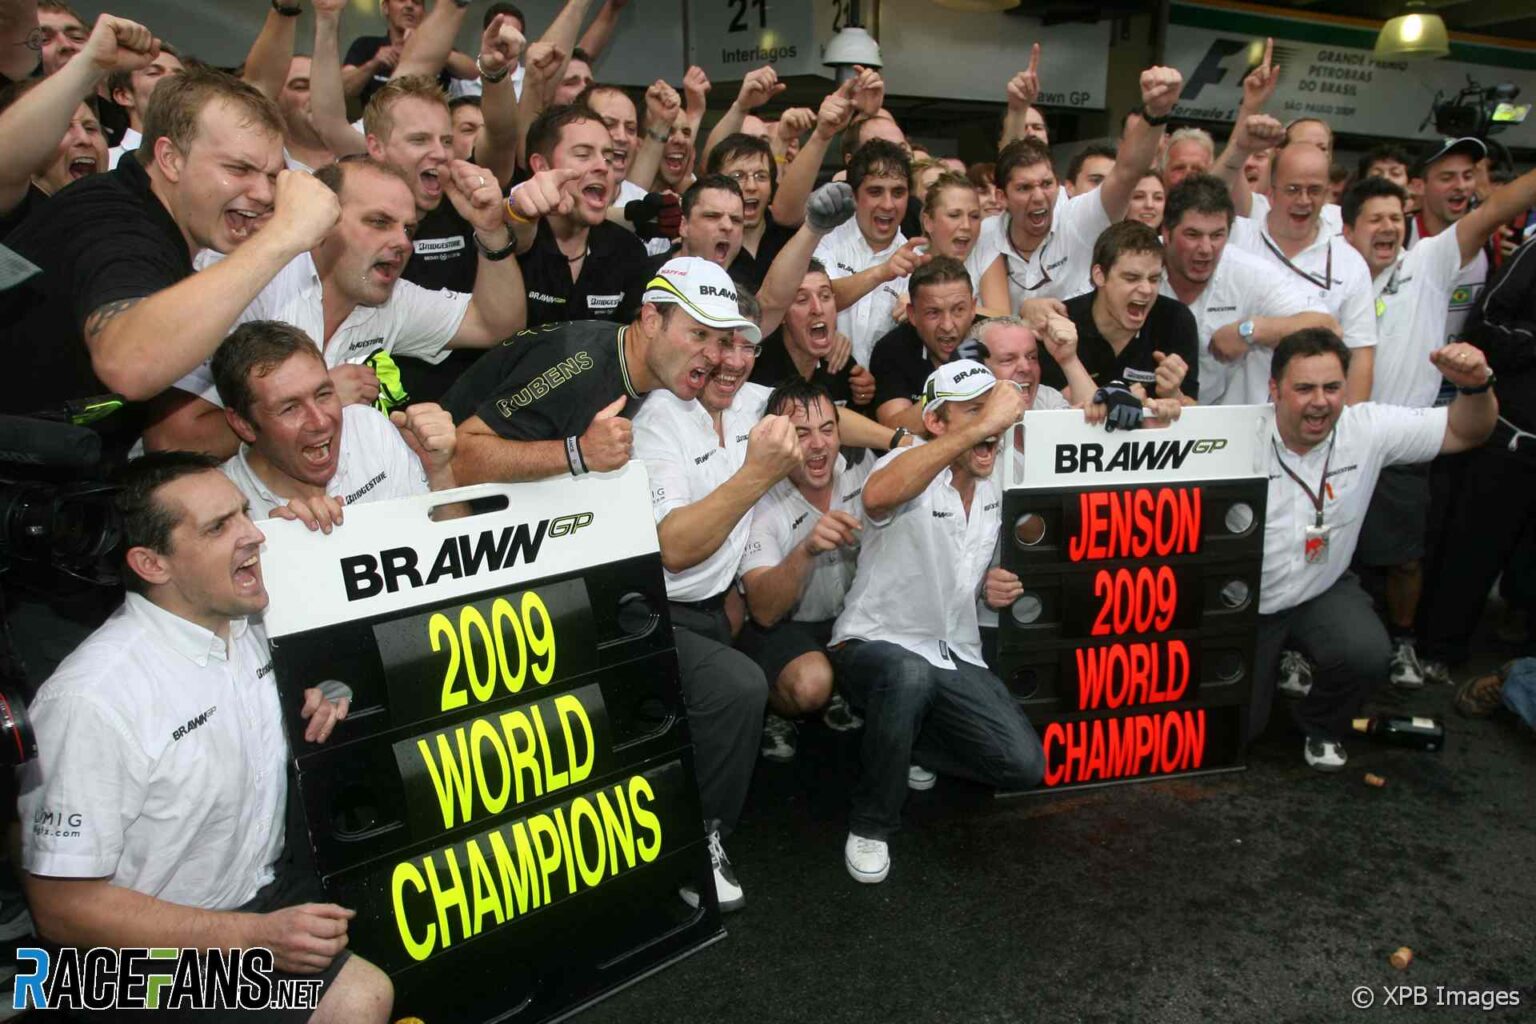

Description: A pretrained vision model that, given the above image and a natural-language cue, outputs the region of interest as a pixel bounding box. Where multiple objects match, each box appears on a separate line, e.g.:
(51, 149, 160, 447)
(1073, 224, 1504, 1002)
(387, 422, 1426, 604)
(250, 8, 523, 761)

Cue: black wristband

(1458, 374, 1495, 395)
(272, 0, 302, 15)
(1133, 104, 1171, 127)
(889, 426, 907, 449)
(474, 232, 517, 261)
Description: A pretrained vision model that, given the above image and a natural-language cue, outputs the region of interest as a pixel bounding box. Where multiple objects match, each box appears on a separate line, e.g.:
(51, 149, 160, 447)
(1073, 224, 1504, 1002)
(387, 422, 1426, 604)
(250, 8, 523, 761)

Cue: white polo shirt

(974, 187, 1111, 312)
(739, 455, 872, 623)
(107, 128, 142, 170)
(1371, 227, 1464, 408)
(832, 440, 1001, 669)
(18, 593, 286, 909)
(1251, 192, 1343, 236)
(1260, 403, 1446, 614)
(814, 217, 909, 367)
(1159, 244, 1324, 406)
(1229, 217, 1377, 355)
(173, 251, 472, 406)
(222, 404, 430, 520)
(1406, 217, 1487, 344)
(635, 382, 771, 603)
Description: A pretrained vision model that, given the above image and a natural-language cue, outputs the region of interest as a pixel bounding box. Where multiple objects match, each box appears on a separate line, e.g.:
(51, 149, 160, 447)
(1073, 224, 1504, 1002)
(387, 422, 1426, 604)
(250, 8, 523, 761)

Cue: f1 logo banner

(260, 470, 723, 1023)
(996, 407, 1272, 791)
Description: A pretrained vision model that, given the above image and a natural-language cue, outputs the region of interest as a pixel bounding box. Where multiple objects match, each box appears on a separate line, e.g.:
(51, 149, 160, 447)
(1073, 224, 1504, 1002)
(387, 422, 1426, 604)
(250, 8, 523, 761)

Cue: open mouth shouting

(580, 176, 610, 213)
(663, 145, 688, 177)
(1370, 231, 1400, 263)
(371, 253, 404, 287)
(803, 448, 832, 483)
(225, 207, 265, 242)
(1024, 204, 1050, 231)
(805, 319, 831, 355)
(870, 211, 896, 238)
(232, 548, 264, 595)
(708, 365, 744, 400)
(67, 155, 97, 181)
(1124, 297, 1151, 325)
(419, 166, 442, 200)
(742, 197, 761, 222)
(970, 435, 1000, 474)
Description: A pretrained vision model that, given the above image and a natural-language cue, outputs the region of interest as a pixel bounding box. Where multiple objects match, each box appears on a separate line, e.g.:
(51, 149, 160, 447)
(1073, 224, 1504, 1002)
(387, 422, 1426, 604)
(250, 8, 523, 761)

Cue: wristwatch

(272, 0, 302, 15)
(646, 125, 671, 144)
(476, 54, 509, 84)
(1459, 372, 1496, 395)
(1133, 104, 1171, 127)
(1238, 320, 1256, 345)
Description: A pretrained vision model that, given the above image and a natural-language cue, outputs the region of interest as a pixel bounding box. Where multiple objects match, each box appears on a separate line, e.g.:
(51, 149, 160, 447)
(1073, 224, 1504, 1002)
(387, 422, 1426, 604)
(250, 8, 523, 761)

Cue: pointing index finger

(1028, 42, 1040, 75)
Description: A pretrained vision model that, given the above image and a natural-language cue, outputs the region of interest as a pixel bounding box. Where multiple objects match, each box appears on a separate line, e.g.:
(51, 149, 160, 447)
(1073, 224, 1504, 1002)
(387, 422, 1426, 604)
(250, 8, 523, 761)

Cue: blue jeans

(832, 640, 1045, 839)
(1502, 658, 1536, 729)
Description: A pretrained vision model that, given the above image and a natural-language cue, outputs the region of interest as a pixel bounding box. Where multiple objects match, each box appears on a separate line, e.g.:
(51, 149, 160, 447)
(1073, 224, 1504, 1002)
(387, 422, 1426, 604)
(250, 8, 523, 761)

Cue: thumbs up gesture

(578, 396, 633, 472)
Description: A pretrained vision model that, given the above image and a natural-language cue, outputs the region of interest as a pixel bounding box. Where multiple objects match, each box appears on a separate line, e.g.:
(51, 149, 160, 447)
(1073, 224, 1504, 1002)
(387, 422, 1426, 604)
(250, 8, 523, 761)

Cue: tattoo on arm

(83, 298, 144, 344)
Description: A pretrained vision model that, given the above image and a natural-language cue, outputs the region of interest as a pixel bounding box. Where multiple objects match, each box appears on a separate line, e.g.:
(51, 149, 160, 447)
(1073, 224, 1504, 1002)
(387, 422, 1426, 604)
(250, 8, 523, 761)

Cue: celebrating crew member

(0, 66, 341, 461)
(499, 104, 650, 327)
(1056, 221, 1199, 403)
(977, 64, 1183, 318)
(1251, 330, 1496, 770)
(832, 361, 1045, 883)
(17, 452, 393, 1021)
(212, 320, 461, 524)
(1157, 175, 1337, 405)
(739, 378, 872, 762)
(1229, 140, 1377, 403)
(750, 259, 873, 409)
(1343, 161, 1536, 687)
(163, 155, 524, 454)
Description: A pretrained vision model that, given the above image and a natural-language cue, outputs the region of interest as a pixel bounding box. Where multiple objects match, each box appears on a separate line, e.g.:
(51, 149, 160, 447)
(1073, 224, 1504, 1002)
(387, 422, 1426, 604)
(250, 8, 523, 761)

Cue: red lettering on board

(1068, 487, 1203, 562)
(1041, 709, 1208, 786)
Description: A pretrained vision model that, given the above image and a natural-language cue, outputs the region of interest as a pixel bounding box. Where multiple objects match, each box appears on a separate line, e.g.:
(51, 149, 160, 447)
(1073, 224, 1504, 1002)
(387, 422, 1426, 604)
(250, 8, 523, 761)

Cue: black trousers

(1421, 426, 1536, 665)
(1253, 573, 1390, 743)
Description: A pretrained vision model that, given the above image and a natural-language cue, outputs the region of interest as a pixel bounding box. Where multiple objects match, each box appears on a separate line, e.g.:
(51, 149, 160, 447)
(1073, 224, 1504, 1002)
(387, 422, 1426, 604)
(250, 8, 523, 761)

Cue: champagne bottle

(1351, 714, 1445, 752)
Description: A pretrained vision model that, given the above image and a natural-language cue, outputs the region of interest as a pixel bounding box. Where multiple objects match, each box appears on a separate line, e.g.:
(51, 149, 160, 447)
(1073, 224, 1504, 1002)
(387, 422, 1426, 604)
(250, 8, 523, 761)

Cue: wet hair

(1271, 327, 1350, 381)
(211, 320, 324, 421)
(1163, 173, 1235, 231)
(995, 137, 1052, 190)
(1092, 220, 1164, 276)
(765, 375, 835, 421)
(848, 138, 911, 192)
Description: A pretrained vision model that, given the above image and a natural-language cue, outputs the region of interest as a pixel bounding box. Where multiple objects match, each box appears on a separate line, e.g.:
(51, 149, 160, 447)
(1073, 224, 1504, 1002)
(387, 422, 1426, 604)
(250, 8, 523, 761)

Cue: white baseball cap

(642, 257, 762, 343)
(921, 358, 999, 412)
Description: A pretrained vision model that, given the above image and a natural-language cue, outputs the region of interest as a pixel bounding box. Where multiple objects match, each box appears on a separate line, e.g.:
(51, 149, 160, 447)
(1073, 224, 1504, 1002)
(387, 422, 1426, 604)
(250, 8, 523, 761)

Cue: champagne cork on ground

(1364, 773, 1386, 787)
(1390, 947, 1413, 970)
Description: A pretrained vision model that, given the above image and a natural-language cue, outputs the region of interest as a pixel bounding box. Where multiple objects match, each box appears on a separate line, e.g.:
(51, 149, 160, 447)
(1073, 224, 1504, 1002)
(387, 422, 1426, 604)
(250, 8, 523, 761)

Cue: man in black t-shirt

(0, 67, 339, 459)
(706, 134, 799, 289)
(499, 104, 648, 329)
(1054, 221, 1198, 402)
(751, 259, 874, 408)
(342, 0, 468, 106)
(868, 256, 980, 434)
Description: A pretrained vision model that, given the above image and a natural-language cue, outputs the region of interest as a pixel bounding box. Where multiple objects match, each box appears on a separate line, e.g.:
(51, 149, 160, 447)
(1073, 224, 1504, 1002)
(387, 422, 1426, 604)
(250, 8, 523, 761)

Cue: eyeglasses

(1280, 184, 1328, 200)
(718, 340, 763, 357)
(726, 170, 772, 186)
(1005, 248, 1054, 293)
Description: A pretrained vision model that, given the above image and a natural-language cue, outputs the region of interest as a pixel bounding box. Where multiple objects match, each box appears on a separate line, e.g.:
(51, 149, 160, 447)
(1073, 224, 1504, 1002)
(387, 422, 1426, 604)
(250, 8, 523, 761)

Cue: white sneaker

(679, 826, 745, 912)
(760, 714, 796, 762)
(1304, 737, 1347, 772)
(1278, 649, 1313, 698)
(844, 832, 890, 884)
(907, 764, 936, 791)
(1389, 638, 1425, 689)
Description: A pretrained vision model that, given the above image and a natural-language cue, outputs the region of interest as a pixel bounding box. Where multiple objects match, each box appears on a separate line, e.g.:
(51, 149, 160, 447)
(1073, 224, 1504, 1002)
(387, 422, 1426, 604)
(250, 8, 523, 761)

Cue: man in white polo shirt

(625, 265, 793, 915)
(815, 139, 923, 367)
(1229, 141, 1376, 403)
(211, 320, 459, 522)
(739, 377, 873, 762)
(162, 155, 525, 455)
(1159, 175, 1338, 406)
(975, 65, 1183, 319)
(1252, 330, 1496, 771)
(831, 360, 1045, 884)
(17, 452, 392, 1022)
(1341, 162, 1536, 688)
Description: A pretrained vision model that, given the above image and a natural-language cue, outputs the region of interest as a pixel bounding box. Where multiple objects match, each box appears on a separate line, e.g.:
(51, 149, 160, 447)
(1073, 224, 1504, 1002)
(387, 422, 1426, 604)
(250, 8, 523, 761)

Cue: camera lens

(0, 684, 36, 766)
